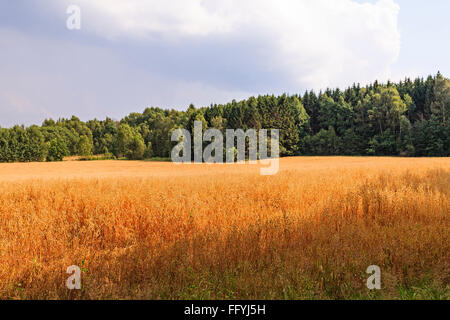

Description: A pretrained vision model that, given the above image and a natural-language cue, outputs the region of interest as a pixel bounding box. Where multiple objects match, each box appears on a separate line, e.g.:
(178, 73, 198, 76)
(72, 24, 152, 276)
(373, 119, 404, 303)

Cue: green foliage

(306, 126, 340, 156)
(0, 73, 449, 162)
(47, 137, 69, 162)
(25, 126, 48, 162)
(114, 124, 148, 160)
(412, 116, 446, 156)
(126, 133, 146, 160)
(0, 125, 48, 162)
(430, 72, 450, 125)
(76, 135, 93, 156)
(114, 123, 134, 157)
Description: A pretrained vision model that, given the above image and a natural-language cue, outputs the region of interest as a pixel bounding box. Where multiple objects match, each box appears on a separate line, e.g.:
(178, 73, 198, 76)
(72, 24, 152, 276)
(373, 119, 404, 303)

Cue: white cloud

(0, 1, 403, 126)
(0, 27, 253, 126)
(64, 0, 401, 90)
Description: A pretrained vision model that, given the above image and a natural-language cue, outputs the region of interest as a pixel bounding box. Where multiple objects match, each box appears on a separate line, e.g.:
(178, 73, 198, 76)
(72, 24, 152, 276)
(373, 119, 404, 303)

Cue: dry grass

(0, 157, 448, 300)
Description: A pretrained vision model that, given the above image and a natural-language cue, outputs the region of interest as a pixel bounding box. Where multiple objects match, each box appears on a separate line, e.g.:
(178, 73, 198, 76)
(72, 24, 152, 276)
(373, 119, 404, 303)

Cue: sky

(0, 0, 449, 127)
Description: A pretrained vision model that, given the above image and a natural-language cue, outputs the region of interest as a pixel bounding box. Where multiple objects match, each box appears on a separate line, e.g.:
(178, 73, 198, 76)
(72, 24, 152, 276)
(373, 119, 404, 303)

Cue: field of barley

(0, 157, 448, 300)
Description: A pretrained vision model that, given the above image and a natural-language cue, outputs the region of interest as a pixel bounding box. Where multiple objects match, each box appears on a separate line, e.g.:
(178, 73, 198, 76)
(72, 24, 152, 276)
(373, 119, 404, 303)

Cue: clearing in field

(0, 157, 448, 299)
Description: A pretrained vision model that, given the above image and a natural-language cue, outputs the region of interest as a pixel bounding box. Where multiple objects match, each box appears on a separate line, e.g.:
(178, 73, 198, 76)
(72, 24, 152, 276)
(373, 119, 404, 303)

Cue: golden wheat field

(0, 157, 448, 300)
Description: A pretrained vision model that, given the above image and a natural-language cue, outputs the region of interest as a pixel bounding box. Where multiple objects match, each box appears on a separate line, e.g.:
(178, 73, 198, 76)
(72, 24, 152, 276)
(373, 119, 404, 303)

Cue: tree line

(0, 73, 449, 162)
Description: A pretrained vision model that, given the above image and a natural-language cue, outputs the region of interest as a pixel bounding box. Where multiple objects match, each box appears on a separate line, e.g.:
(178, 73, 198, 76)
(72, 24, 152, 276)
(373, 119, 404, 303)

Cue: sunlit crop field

(0, 157, 448, 300)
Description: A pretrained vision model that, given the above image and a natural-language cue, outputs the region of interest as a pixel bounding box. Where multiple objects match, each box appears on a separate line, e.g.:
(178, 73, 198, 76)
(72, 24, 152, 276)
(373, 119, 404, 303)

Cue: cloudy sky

(0, 0, 449, 127)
